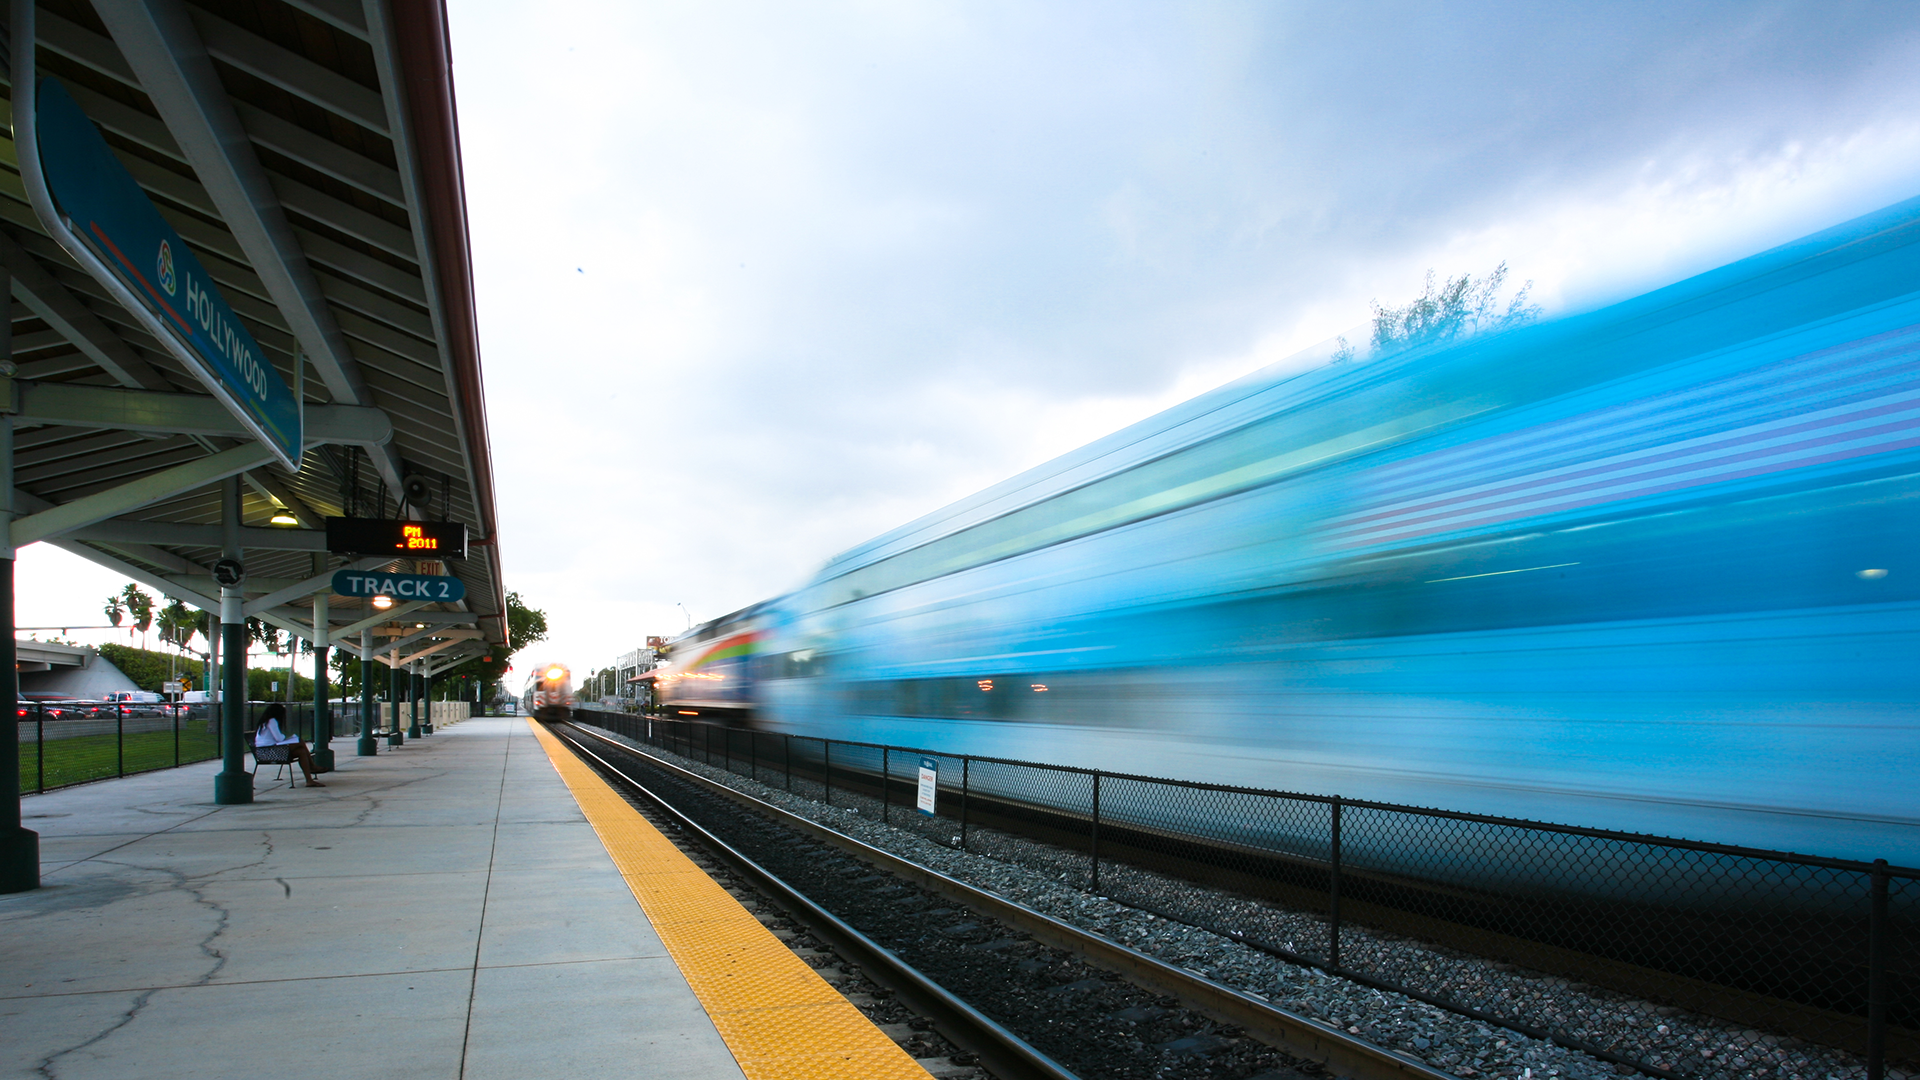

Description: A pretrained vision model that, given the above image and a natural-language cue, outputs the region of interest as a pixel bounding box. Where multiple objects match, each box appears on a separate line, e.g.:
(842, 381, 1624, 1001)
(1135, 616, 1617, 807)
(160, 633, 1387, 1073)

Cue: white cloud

(444, 0, 1920, 672)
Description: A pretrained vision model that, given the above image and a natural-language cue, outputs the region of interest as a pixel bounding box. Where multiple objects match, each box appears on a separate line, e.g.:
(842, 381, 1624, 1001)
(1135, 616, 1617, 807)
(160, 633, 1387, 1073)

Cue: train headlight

(546, 666, 567, 681)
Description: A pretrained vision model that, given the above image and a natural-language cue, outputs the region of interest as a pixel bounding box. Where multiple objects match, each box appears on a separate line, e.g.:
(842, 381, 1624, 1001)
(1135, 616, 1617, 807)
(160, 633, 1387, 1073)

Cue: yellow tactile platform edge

(527, 720, 932, 1080)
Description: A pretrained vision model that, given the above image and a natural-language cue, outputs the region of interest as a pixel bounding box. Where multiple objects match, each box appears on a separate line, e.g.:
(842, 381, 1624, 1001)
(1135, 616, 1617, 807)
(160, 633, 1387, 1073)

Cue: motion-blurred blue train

(655, 196, 1920, 864)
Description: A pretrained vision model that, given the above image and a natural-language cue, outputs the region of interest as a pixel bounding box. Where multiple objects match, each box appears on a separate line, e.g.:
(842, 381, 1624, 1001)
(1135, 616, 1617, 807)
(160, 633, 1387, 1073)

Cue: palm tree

(156, 599, 197, 692)
(104, 593, 125, 631)
(122, 585, 155, 651)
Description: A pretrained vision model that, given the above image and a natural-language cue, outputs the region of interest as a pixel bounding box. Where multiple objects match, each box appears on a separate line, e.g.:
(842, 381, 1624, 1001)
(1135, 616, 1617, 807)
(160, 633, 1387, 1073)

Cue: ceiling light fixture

(371, 595, 394, 610)
(268, 511, 299, 526)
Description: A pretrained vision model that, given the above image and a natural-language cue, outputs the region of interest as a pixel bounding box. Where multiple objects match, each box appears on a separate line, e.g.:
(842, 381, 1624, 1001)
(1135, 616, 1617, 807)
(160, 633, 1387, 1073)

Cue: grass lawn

(19, 727, 221, 793)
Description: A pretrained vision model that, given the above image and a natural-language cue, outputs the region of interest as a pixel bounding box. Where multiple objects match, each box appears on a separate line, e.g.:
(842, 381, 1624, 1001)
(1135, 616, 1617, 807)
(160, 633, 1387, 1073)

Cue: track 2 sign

(331, 570, 465, 603)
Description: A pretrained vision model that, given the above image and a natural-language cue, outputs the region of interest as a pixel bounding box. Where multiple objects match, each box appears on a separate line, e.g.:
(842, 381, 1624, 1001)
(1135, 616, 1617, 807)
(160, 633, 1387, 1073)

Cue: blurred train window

(803, 387, 1480, 610)
(772, 649, 827, 679)
(852, 676, 1029, 720)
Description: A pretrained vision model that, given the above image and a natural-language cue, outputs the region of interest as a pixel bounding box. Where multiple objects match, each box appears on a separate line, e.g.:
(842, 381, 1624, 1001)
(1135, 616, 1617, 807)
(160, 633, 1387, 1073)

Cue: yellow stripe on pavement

(526, 719, 931, 1080)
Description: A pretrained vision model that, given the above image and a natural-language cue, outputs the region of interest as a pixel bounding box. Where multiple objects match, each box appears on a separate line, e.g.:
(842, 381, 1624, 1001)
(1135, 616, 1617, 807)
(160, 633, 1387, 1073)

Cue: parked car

(15, 699, 94, 720)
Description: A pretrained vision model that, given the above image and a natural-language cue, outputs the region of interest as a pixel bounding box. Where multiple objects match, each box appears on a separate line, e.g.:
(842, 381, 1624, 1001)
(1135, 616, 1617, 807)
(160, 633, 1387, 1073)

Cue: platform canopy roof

(0, 0, 505, 674)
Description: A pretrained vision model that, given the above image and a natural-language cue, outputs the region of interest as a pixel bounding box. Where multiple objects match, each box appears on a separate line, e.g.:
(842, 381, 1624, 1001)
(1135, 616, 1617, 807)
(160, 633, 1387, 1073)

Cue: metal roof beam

(93, 539, 201, 577)
(241, 467, 322, 528)
(392, 635, 473, 667)
(281, 0, 370, 43)
(93, 0, 408, 498)
(28, 14, 399, 210)
(375, 630, 481, 669)
(13, 488, 207, 580)
(332, 600, 428, 639)
(242, 554, 389, 617)
(367, 612, 480, 628)
(13, 380, 393, 446)
(0, 228, 172, 391)
(187, 8, 388, 136)
(11, 441, 274, 547)
(423, 647, 485, 678)
(171, 573, 311, 594)
(377, 622, 456, 657)
(61, 518, 327, 551)
(232, 101, 403, 207)
(47, 538, 218, 610)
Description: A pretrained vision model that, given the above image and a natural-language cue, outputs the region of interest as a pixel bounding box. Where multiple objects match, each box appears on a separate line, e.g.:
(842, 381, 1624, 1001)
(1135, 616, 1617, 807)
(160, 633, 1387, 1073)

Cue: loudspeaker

(401, 474, 433, 512)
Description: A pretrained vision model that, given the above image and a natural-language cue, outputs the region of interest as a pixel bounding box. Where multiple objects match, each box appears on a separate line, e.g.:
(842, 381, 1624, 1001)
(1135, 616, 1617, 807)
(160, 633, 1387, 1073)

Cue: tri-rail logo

(156, 239, 175, 296)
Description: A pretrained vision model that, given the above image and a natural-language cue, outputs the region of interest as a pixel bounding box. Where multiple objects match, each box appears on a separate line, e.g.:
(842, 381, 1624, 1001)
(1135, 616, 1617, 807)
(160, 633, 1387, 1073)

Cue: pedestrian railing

(572, 709, 1917, 1080)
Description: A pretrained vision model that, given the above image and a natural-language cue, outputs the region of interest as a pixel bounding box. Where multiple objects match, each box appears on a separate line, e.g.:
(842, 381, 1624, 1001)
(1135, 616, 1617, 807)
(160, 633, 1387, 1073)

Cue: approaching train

(521, 662, 575, 721)
(661, 194, 1920, 864)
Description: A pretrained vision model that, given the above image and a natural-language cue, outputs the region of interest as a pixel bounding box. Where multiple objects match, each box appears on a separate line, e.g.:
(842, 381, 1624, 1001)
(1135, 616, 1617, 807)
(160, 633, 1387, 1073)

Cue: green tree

(98, 643, 207, 692)
(122, 584, 154, 632)
(1335, 263, 1541, 362)
(156, 598, 198, 652)
(434, 591, 549, 703)
(248, 667, 313, 701)
(103, 593, 125, 628)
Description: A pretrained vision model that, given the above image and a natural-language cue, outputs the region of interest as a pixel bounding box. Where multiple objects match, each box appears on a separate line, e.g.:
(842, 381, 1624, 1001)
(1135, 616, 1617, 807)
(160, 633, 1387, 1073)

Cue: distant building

(616, 644, 662, 706)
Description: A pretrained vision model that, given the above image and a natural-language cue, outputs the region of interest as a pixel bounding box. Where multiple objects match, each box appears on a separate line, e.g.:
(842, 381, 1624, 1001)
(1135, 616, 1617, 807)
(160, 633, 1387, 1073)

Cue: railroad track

(550, 720, 1455, 1080)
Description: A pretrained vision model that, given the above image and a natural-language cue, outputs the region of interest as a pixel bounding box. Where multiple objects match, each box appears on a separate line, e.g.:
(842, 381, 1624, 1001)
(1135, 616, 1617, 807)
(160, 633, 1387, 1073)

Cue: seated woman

(253, 703, 326, 787)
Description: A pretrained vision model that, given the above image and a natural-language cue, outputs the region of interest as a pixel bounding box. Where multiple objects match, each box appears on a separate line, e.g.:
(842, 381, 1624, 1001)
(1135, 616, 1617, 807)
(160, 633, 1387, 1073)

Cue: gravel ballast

(574, 721, 1891, 1080)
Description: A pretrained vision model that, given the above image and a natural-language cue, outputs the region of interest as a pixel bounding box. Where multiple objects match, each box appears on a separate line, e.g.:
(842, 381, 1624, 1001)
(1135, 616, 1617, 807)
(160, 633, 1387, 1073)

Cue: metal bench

(251, 742, 298, 788)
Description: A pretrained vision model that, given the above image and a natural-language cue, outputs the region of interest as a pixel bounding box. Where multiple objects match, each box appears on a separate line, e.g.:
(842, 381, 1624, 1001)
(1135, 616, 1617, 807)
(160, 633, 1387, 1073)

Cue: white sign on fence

(917, 757, 938, 816)
(162, 682, 183, 694)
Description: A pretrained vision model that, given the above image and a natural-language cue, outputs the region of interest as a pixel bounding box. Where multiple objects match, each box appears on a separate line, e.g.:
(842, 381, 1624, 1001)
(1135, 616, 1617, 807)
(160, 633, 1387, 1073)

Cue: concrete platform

(0, 718, 750, 1080)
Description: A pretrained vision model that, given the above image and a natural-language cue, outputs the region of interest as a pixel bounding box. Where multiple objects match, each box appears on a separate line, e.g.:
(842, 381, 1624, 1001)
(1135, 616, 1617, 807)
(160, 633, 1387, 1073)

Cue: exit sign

(325, 518, 469, 559)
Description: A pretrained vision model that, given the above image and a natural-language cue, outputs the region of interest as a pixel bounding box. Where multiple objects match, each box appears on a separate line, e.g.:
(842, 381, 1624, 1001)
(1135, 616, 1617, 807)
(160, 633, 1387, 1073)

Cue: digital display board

(325, 518, 469, 559)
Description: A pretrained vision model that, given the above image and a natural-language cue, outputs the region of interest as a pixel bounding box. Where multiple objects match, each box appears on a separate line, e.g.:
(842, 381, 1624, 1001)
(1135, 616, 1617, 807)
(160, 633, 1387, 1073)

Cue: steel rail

(555, 721, 1456, 1080)
(548, 723, 1081, 1080)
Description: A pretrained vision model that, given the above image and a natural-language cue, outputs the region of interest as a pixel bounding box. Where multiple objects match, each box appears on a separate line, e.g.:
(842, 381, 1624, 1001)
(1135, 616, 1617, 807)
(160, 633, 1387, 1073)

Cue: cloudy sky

(21, 1, 1920, 676)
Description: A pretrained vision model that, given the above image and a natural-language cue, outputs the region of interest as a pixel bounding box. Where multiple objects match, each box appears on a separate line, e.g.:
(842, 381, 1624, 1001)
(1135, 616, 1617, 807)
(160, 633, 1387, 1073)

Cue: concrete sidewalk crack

(456, 721, 515, 1079)
(33, 835, 257, 1079)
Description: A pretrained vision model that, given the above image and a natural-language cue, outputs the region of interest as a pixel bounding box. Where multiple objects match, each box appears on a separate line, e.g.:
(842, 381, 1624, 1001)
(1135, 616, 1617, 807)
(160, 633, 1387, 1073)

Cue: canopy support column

(213, 478, 252, 804)
(407, 663, 423, 739)
(387, 654, 403, 746)
(1, 295, 43, 891)
(311, 592, 332, 772)
(357, 629, 377, 756)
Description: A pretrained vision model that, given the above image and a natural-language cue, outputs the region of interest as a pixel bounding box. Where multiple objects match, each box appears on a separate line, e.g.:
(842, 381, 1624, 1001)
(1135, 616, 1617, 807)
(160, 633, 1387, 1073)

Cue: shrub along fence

(572, 708, 1917, 1080)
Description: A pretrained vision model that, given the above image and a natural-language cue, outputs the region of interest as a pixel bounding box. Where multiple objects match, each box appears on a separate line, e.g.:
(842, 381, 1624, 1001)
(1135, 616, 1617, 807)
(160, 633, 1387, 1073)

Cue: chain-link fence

(574, 709, 1917, 1080)
(12, 698, 452, 793)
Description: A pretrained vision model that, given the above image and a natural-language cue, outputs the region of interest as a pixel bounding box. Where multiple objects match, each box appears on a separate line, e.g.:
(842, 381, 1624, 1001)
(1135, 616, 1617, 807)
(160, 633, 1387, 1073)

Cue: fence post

(824, 741, 832, 807)
(174, 706, 180, 767)
(784, 734, 792, 792)
(1090, 772, 1102, 892)
(723, 725, 730, 773)
(116, 704, 124, 778)
(960, 757, 969, 850)
(749, 730, 757, 783)
(1869, 859, 1889, 1080)
(1329, 795, 1343, 970)
(883, 748, 890, 824)
(36, 714, 44, 793)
